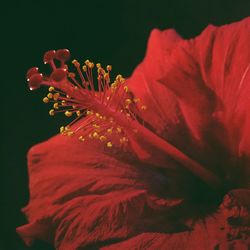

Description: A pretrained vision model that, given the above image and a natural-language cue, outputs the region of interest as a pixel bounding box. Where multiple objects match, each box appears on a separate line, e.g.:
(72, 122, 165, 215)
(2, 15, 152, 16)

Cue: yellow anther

(43, 97, 49, 103)
(53, 103, 59, 109)
(62, 100, 66, 106)
(89, 62, 95, 68)
(67, 131, 74, 136)
(133, 98, 140, 103)
(96, 63, 101, 68)
(68, 72, 76, 78)
(65, 111, 72, 117)
(48, 86, 55, 92)
(93, 124, 100, 129)
(120, 77, 125, 83)
(85, 59, 90, 65)
(120, 137, 128, 144)
(60, 126, 65, 133)
(116, 127, 122, 133)
(79, 136, 85, 142)
(53, 93, 60, 100)
(95, 113, 100, 118)
(124, 86, 129, 92)
(106, 65, 112, 71)
(107, 128, 113, 134)
(111, 82, 117, 88)
(99, 135, 106, 141)
(97, 68, 103, 74)
(141, 105, 147, 111)
(72, 59, 80, 67)
(104, 73, 110, 80)
(47, 93, 53, 99)
(49, 109, 55, 116)
(125, 99, 132, 105)
(66, 95, 71, 98)
(93, 132, 99, 139)
(76, 111, 81, 116)
(82, 65, 87, 72)
(72, 105, 77, 109)
(86, 110, 93, 115)
(65, 126, 70, 131)
(106, 141, 113, 148)
(116, 74, 122, 80)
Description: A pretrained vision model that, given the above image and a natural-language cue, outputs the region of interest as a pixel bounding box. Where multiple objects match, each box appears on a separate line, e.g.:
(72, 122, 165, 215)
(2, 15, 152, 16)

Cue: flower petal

(17, 134, 184, 249)
(127, 17, 250, 183)
(192, 17, 250, 157)
(190, 17, 250, 186)
(102, 232, 250, 250)
(127, 29, 183, 136)
(126, 29, 211, 171)
(102, 195, 250, 250)
(18, 18, 250, 249)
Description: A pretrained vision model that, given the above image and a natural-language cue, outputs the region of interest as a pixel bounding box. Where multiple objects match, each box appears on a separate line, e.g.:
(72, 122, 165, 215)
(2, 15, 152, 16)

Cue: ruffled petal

(102, 232, 250, 250)
(192, 17, 250, 157)
(126, 28, 213, 172)
(18, 17, 250, 249)
(127, 29, 183, 136)
(190, 17, 250, 186)
(102, 189, 250, 250)
(17, 134, 185, 249)
(127, 17, 250, 184)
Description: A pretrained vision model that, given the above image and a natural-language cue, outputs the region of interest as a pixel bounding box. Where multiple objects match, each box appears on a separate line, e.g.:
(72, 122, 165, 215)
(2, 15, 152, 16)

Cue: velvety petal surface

(128, 17, 250, 185)
(102, 189, 250, 250)
(17, 134, 185, 249)
(17, 17, 250, 250)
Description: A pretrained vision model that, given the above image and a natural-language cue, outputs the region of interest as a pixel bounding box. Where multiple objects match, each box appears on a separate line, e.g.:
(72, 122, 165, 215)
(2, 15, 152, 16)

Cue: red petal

(191, 17, 250, 155)
(127, 29, 206, 168)
(17, 134, 183, 248)
(102, 205, 250, 250)
(18, 18, 250, 249)
(128, 17, 250, 182)
(190, 17, 250, 186)
(127, 29, 183, 136)
(102, 233, 250, 250)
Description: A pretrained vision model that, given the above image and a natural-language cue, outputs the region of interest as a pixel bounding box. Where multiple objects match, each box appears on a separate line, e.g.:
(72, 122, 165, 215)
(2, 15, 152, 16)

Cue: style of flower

(17, 17, 250, 249)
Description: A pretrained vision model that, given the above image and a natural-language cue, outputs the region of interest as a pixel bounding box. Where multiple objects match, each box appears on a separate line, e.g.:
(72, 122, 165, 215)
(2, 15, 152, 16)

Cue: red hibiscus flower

(17, 17, 250, 249)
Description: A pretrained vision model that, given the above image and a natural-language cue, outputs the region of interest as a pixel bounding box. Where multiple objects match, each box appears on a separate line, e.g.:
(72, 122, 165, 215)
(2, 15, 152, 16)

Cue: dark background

(1, 0, 250, 249)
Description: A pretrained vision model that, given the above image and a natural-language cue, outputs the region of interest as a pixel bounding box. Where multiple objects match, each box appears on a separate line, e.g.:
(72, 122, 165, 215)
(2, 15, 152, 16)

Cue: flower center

(27, 49, 147, 148)
(27, 49, 222, 189)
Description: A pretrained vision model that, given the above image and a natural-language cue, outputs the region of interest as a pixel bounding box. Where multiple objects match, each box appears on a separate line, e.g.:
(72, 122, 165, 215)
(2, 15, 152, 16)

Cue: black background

(1, 0, 250, 249)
